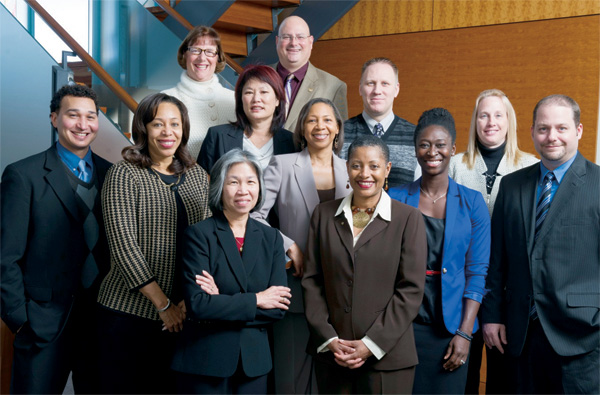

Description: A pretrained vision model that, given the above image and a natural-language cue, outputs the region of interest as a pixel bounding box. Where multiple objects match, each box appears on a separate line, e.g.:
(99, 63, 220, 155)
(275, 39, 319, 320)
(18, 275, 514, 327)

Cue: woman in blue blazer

(389, 108, 490, 394)
(171, 149, 291, 394)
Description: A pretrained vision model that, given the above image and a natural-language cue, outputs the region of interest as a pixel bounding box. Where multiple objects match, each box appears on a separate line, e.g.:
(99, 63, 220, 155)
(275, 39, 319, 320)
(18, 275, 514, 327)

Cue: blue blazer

(171, 213, 287, 378)
(388, 177, 490, 333)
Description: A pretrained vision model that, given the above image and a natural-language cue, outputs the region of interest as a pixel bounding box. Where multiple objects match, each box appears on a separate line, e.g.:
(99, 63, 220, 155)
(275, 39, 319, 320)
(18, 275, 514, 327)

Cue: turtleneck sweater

(477, 140, 506, 194)
(162, 71, 236, 159)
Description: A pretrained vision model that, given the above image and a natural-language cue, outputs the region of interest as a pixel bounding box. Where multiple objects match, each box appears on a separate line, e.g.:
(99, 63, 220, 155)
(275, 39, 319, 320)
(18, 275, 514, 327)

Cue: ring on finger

(460, 359, 466, 365)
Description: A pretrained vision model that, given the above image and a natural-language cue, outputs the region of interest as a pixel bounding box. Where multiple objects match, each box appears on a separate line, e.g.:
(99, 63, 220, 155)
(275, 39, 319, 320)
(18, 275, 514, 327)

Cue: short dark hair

(532, 94, 581, 126)
(208, 148, 265, 213)
(122, 93, 195, 175)
(347, 134, 390, 163)
(293, 98, 344, 155)
(233, 65, 286, 136)
(360, 57, 398, 83)
(413, 107, 457, 146)
(177, 25, 226, 74)
(50, 84, 99, 114)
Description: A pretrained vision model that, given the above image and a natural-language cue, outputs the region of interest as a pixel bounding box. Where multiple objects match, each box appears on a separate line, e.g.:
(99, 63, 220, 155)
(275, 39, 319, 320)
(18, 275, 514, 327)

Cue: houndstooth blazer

(98, 160, 211, 320)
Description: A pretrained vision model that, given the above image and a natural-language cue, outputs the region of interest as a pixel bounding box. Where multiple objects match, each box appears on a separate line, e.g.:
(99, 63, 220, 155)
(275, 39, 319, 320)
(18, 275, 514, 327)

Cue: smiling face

(185, 36, 218, 82)
(242, 78, 280, 127)
(476, 96, 509, 149)
(303, 102, 339, 152)
(347, 145, 392, 208)
(146, 102, 183, 165)
(531, 103, 582, 170)
(222, 162, 260, 217)
(275, 16, 313, 72)
(359, 62, 399, 121)
(51, 95, 99, 159)
(416, 125, 456, 177)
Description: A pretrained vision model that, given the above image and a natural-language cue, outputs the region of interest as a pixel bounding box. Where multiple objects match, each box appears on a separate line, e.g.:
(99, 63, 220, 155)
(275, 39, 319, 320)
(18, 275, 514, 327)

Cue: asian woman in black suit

(198, 65, 297, 173)
(172, 149, 291, 394)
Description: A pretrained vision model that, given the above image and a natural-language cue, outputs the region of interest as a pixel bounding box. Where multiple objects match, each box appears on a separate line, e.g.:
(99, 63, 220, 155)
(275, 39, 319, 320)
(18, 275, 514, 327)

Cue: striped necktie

(285, 73, 295, 117)
(530, 171, 555, 320)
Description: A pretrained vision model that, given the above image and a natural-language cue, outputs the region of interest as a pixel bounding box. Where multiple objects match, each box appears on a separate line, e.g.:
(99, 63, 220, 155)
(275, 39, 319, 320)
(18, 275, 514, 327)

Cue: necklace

(235, 237, 244, 252)
(150, 167, 181, 189)
(420, 187, 447, 204)
(351, 206, 375, 228)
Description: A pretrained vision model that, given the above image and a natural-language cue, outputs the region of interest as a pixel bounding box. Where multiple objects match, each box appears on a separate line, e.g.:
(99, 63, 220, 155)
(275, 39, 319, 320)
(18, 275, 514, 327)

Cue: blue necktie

(530, 171, 555, 320)
(77, 160, 90, 183)
(373, 123, 384, 138)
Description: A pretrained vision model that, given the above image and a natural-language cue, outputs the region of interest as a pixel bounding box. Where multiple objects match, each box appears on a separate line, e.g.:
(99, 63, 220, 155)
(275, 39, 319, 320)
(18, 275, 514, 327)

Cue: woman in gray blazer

(252, 98, 349, 393)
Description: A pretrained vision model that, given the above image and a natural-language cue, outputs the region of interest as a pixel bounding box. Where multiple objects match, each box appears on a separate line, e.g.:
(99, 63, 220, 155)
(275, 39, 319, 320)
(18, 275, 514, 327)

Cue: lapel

(405, 179, 421, 208)
(240, 219, 261, 277)
(333, 211, 354, 264)
(44, 146, 82, 222)
(294, 149, 320, 214)
(520, 164, 540, 256)
(354, 215, 388, 252)
(273, 127, 292, 154)
(286, 63, 317, 129)
(441, 178, 460, 261)
(214, 214, 247, 291)
(225, 126, 243, 152)
(333, 154, 349, 199)
(535, 154, 586, 244)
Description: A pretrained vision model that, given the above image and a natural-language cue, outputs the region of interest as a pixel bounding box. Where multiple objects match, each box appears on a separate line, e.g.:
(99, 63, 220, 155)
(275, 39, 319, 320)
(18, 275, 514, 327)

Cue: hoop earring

(346, 178, 350, 189)
(384, 178, 389, 191)
(333, 135, 339, 150)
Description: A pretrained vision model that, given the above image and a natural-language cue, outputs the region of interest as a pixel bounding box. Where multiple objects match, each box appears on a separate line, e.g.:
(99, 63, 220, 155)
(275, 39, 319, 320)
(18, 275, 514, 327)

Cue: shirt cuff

(318, 337, 338, 353)
(362, 336, 386, 360)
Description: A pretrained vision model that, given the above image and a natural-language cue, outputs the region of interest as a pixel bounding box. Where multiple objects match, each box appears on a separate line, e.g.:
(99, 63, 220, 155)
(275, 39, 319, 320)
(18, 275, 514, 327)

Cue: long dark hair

(122, 93, 195, 175)
(232, 65, 286, 137)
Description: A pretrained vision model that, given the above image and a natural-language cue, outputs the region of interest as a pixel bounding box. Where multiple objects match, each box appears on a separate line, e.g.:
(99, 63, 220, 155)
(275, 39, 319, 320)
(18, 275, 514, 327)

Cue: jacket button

(344, 306, 352, 313)
(442, 268, 447, 274)
(347, 280, 353, 286)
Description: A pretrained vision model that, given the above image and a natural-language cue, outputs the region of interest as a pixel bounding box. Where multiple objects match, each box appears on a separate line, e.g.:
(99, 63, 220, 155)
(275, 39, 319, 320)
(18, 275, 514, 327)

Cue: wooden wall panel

(434, 0, 600, 29)
(322, 0, 433, 39)
(321, 0, 600, 40)
(311, 16, 599, 160)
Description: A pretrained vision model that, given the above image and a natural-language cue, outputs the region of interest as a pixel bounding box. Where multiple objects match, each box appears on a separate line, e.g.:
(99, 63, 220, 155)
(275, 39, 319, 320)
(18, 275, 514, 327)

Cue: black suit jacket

(482, 153, 600, 357)
(171, 214, 287, 378)
(197, 123, 297, 174)
(1, 146, 112, 345)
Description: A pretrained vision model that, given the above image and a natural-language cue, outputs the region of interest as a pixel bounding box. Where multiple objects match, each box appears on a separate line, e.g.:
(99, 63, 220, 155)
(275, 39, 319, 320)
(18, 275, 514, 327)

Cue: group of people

(1, 13, 598, 395)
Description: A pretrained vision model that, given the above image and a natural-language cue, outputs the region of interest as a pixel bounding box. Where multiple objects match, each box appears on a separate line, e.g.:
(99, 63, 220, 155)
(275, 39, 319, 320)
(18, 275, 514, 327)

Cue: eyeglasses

(187, 47, 218, 58)
(278, 34, 311, 42)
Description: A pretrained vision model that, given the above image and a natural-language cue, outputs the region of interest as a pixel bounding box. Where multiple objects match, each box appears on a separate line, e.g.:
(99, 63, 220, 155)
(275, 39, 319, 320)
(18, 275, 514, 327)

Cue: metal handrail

(154, 0, 244, 75)
(24, 0, 138, 112)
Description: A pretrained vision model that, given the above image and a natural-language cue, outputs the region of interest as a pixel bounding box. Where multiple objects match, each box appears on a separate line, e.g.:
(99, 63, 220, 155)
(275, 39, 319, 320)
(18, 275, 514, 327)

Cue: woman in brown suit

(302, 135, 427, 393)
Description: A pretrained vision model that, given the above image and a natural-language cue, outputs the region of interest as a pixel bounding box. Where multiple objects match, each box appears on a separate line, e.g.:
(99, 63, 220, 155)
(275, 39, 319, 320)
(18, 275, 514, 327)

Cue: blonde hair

(462, 89, 527, 169)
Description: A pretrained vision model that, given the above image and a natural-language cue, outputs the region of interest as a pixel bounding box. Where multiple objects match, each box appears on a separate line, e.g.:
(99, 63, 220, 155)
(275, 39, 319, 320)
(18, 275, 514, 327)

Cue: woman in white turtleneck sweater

(162, 26, 235, 159)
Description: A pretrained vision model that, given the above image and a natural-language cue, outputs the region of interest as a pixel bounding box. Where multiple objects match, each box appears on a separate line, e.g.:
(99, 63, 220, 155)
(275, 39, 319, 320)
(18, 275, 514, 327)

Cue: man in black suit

(482, 94, 599, 394)
(1, 84, 112, 393)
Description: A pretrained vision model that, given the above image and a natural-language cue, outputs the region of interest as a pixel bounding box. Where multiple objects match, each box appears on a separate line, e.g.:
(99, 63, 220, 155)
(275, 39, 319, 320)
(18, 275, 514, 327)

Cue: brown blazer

(302, 196, 427, 370)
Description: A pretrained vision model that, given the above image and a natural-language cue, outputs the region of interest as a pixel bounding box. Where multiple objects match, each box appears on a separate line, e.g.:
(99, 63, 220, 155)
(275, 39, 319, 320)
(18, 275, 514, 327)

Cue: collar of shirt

(362, 111, 395, 134)
(536, 152, 577, 201)
(277, 61, 309, 84)
(335, 189, 392, 226)
(539, 152, 577, 185)
(56, 142, 94, 175)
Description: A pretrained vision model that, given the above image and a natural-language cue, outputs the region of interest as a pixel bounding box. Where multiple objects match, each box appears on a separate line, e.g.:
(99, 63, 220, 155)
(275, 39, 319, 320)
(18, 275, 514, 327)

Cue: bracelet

(157, 299, 171, 313)
(455, 329, 473, 342)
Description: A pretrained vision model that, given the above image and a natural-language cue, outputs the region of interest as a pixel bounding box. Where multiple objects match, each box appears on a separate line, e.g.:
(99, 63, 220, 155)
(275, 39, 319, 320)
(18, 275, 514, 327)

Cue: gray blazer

(273, 62, 348, 132)
(449, 151, 538, 215)
(252, 149, 349, 312)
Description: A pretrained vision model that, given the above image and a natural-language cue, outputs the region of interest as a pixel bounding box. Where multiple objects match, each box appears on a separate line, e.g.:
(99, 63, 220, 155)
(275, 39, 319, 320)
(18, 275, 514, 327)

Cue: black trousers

(11, 291, 101, 394)
(176, 359, 268, 394)
(97, 307, 178, 394)
(508, 319, 600, 394)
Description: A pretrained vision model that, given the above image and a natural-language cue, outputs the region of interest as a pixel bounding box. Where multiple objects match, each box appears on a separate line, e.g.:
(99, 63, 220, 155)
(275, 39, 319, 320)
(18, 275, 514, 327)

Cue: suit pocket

(567, 293, 600, 308)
